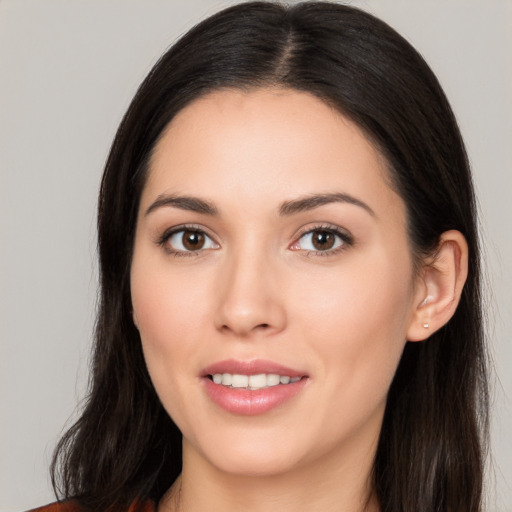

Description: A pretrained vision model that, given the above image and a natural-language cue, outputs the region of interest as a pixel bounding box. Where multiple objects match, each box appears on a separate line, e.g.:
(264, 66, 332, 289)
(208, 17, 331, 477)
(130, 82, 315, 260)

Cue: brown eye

(166, 229, 218, 253)
(182, 230, 205, 250)
(311, 230, 335, 250)
(293, 227, 348, 254)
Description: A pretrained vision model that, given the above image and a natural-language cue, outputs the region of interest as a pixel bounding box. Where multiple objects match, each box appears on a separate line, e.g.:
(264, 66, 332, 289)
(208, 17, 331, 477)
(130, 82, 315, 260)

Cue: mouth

(208, 372, 302, 390)
(201, 359, 309, 415)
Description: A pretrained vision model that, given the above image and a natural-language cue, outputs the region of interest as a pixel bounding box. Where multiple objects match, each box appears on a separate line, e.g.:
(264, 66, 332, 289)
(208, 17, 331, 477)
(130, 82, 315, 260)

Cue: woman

(33, 2, 488, 511)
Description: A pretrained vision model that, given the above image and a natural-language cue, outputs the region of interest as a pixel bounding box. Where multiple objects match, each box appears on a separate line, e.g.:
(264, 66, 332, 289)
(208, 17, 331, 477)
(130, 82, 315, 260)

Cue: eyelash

(156, 223, 354, 258)
(157, 224, 215, 258)
(293, 223, 354, 258)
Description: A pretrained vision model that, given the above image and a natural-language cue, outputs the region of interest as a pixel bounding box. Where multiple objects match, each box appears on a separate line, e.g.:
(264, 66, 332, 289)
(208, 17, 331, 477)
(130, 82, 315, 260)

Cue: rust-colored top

(27, 500, 156, 512)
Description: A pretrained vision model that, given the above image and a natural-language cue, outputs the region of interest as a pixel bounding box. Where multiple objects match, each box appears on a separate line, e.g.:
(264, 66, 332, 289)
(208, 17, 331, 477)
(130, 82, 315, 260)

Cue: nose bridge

(215, 238, 286, 336)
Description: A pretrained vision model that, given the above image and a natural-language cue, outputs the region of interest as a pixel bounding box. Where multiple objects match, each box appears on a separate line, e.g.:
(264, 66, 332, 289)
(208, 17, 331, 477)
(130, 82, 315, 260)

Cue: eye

(290, 226, 352, 254)
(161, 227, 219, 254)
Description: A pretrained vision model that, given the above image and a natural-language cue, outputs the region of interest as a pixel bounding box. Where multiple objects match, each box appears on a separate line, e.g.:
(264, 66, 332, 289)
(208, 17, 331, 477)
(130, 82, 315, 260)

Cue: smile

(210, 373, 301, 390)
(202, 360, 308, 415)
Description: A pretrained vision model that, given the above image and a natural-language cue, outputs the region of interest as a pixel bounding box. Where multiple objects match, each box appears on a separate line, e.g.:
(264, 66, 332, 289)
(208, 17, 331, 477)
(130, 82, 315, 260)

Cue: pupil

(183, 231, 204, 250)
(312, 230, 334, 250)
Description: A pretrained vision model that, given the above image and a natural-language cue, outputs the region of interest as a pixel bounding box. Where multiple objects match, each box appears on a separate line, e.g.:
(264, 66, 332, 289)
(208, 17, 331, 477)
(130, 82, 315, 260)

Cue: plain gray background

(0, 1, 511, 511)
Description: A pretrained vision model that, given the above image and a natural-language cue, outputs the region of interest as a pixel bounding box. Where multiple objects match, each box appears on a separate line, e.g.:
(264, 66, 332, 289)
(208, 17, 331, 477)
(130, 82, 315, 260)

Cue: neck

(159, 434, 380, 512)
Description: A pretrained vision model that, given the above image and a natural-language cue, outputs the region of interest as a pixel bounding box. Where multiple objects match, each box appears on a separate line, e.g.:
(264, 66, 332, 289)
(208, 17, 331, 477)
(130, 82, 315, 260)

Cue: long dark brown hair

(51, 2, 489, 511)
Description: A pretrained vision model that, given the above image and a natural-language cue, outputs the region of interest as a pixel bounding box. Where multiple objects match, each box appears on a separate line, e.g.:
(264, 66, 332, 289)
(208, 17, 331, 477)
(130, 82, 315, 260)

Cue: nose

(214, 249, 287, 338)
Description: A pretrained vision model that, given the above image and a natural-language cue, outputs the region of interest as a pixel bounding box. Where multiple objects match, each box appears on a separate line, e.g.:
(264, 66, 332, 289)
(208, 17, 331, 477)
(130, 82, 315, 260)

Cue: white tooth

(267, 374, 280, 387)
(213, 374, 222, 384)
(221, 373, 232, 386)
(279, 376, 291, 384)
(231, 374, 249, 388)
(249, 374, 267, 388)
(290, 377, 300, 383)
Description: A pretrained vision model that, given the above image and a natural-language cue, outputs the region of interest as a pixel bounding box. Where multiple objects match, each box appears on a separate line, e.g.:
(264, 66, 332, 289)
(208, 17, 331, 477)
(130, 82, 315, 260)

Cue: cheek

(131, 274, 208, 442)
(130, 251, 208, 408)
(131, 243, 210, 348)
(295, 251, 413, 335)
(292, 251, 414, 408)
(132, 277, 197, 346)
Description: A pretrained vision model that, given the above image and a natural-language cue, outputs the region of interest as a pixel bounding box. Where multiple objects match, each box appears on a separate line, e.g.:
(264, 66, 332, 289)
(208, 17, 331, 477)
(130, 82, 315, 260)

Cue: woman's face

(131, 88, 424, 478)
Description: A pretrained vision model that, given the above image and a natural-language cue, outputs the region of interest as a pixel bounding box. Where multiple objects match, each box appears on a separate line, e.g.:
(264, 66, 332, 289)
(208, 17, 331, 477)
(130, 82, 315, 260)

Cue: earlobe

(132, 309, 139, 329)
(407, 230, 468, 342)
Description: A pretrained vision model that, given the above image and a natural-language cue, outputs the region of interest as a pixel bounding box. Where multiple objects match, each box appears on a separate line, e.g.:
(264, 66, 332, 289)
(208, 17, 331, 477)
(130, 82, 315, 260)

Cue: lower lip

(203, 377, 308, 415)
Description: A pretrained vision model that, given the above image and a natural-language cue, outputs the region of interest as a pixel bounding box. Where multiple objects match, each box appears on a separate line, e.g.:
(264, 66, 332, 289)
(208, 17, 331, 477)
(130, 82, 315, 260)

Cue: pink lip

(201, 359, 308, 416)
(202, 359, 306, 378)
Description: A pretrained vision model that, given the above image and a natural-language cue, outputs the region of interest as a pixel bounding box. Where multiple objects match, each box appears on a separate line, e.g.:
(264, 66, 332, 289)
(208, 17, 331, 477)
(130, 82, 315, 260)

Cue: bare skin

(130, 88, 468, 512)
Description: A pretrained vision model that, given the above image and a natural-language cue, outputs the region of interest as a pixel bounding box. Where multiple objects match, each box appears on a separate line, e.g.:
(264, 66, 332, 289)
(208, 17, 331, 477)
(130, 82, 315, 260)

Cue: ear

(132, 309, 139, 329)
(407, 230, 468, 342)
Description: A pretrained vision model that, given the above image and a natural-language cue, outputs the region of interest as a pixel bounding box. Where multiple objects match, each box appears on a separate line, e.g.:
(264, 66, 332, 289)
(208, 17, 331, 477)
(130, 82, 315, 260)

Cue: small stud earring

(423, 323, 429, 329)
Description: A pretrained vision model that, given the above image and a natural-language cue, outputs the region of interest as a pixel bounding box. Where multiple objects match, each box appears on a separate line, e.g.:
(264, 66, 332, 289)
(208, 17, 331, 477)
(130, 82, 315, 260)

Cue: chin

(188, 428, 305, 477)
(210, 449, 300, 478)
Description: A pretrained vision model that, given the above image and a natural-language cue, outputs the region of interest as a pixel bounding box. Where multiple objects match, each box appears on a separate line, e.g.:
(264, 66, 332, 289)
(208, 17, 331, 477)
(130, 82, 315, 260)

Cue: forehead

(143, 88, 403, 220)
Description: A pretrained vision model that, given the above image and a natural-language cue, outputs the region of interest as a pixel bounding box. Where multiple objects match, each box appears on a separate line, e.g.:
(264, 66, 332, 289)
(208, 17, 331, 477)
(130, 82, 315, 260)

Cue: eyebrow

(279, 192, 376, 217)
(145, 194, 219, 216)
(145, 192, 375, 218)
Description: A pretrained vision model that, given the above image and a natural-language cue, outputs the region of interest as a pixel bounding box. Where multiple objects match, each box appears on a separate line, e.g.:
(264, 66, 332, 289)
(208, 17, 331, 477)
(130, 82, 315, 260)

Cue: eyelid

(156, 224, 220, 256)
(155, 222, 353, 257)
(289, 223, 354, 255)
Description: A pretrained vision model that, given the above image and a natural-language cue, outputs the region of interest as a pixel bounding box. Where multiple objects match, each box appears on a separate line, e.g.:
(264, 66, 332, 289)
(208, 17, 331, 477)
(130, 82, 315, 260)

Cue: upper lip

(201, 359, 307, 378)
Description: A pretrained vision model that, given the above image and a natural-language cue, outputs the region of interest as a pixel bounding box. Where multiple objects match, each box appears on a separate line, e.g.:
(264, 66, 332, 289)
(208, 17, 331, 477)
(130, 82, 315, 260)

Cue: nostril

(220, 322, 271, 335)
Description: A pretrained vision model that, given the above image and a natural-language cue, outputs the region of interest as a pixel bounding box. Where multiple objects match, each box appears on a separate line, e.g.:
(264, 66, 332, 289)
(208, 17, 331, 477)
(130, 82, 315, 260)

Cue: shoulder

(26, 500, 156, 512)
(26, 502, 82, 512)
